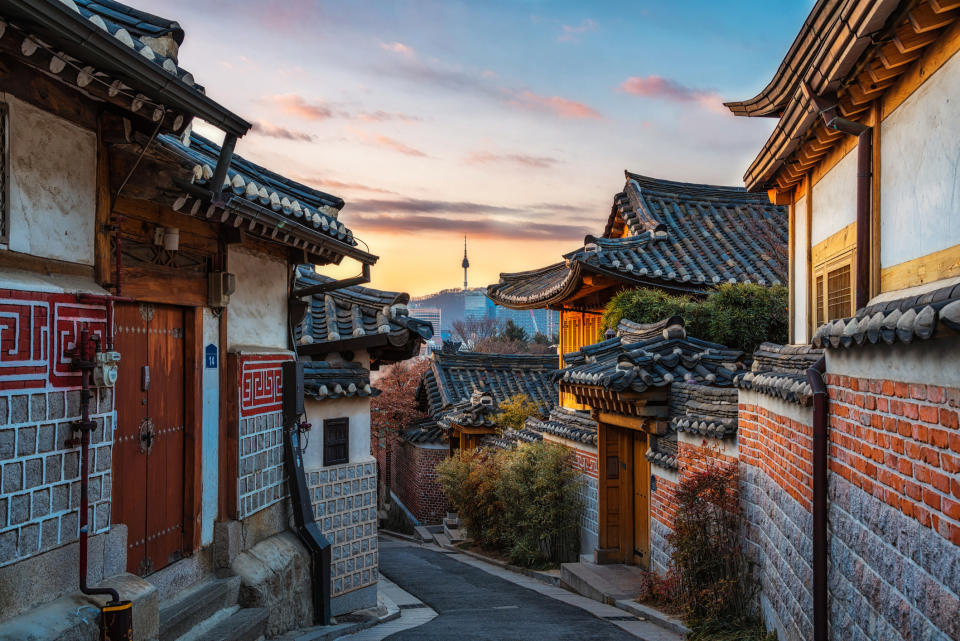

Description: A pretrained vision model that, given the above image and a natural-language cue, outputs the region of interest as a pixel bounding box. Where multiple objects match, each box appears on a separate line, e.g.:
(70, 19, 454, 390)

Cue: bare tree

(452, 317, 503, 344)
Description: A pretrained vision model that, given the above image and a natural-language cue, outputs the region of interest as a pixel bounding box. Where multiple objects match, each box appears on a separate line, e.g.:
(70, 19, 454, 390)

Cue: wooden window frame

(323, 417, 350, 467)
(811, 250, 855, 333)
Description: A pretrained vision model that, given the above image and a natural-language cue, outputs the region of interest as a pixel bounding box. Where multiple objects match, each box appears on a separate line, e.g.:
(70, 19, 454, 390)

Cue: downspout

(808, 88, 873, 309)
(806, 355, 828, 641)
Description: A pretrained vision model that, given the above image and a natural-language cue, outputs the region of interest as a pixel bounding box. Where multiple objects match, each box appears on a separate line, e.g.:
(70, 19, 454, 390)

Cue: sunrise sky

(138, 0, 811, 296)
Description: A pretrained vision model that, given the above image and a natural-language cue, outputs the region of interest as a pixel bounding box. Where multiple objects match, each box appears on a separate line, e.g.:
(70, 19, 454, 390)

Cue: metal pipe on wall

(807, 355, 828, 641)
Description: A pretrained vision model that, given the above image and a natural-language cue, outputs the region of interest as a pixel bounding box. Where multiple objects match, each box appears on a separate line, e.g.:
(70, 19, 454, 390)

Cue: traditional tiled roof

(811, 280, 960, 350)
(487, 173, 787, 309)
(155, 135, 378, 265)
(727, 0, 958, 191)
(295, 267, 433, 365)
(402, 418, 446, 446)
(484, 428, 543, 451)
(646, 447, 678, 471)
(437, 389, 499, 430)
(734, 342, 822, 406)
(2, 0, 248, 135)
(303, 361, 378, 400)
(669, 382, 738, 439)
(416, 351, 558, 416)
(525, 406, 597, 445)
(556, 317, 743, 394)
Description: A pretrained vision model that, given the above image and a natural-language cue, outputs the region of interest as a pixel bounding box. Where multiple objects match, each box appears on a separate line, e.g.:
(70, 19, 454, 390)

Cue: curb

(435, 540, 567, 588)
(613, 599, 690, 637)
(281, 585, 402, 641)
(378, 529, 419, 543)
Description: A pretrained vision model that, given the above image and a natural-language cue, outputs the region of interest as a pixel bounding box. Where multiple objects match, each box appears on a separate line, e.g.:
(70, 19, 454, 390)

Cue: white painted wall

(302, 395, 372, 470)
(811, 147, 857, 246)
(793, 196, 809, 343)
(881, 49, 960, 270)
(200, 308, 220, 546)
(227, 246, 288, 350)
(826, 335, 960, 388)
(4, 94, 96, 265)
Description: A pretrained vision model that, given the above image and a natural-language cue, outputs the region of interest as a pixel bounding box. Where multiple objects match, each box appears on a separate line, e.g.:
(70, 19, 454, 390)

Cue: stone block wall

(236, 353, 292, 519)
(650, 468, 677, 575)
(0, 388, 114, 568)
(393, 441, 449, 525)
(822, 374, 959, 641)
(306, 459, 378, 601)
(578, 472, 598, 552)
(738, 395, 814, 641)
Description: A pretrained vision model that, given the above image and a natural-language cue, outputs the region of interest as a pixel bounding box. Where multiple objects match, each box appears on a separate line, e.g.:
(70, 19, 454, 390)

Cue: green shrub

(437, 441, 582, 566)
(496, 393, 543, 433)
(601, 283, 787, 354)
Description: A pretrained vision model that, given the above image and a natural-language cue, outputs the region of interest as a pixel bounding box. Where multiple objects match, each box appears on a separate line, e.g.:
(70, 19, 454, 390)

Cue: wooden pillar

(94, 115, 111, 286)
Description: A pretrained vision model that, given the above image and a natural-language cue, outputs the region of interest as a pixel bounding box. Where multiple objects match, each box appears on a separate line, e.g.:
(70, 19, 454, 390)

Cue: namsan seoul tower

(461, 235, 469, 290)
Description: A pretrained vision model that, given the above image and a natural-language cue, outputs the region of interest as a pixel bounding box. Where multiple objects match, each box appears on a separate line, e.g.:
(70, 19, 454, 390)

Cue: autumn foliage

(370, 358, 430, 442)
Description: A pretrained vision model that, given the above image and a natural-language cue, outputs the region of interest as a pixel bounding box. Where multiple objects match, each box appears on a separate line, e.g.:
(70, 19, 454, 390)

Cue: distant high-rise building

(409, 307, 442, 353)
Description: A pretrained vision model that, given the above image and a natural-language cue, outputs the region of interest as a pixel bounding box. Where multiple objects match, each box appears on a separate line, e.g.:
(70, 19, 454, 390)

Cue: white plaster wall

(811, 147, 858, 246)
(738, 390, 814, 426)
(4, 94, 96, 264)
(200, 308, 220, 546)
(793, 196, 809, 343)
(881, 49, 960, 269)
(302, 395, 372, 470)
(651, 465, 680, 485)
(826, 335, 960, 388)
(227, 246, 288, 350)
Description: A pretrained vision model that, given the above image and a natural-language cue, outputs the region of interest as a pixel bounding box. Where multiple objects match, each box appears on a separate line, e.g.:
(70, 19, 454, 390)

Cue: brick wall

(393, 442, 449, 525)
(650, 469, 677, 574)
(738, 396, 814, 641)
(307, 460, 378, 597)
(823, 374, 959, 641)
(236, 353, 292, 519)
(0, 291, 112, 568)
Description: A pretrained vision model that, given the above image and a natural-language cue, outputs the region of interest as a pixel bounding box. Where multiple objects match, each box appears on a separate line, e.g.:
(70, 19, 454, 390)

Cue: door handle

(142, 365, 150, 391)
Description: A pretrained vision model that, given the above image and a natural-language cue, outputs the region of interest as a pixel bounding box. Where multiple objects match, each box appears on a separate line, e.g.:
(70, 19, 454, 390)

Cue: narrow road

(377, 538, 661, 641)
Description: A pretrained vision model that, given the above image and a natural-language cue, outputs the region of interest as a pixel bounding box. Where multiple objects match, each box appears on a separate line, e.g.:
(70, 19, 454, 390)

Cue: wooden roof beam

(894, 22, 942, 53)
(931, 0, 960, 12)
(910, 2, 960, 31)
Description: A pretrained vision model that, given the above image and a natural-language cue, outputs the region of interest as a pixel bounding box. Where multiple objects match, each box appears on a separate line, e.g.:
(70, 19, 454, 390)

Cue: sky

(137, 0, 812, 296)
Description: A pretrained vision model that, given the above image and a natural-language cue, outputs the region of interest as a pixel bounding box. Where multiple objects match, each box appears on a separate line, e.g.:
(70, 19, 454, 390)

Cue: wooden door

(632, 432, 650, 568)
(113, 303, 186, 576)
(599, 424, 626, 559)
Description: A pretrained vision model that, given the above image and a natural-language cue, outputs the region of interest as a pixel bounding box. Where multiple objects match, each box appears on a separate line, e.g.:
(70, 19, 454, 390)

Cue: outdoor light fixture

(154, 226, 180, 251)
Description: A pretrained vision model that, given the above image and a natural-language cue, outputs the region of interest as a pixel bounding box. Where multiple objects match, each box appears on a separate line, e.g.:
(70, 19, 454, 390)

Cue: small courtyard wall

(649, 464, 678, 575)
(393, 440, 449, 525)
(540, 433, 598, 556)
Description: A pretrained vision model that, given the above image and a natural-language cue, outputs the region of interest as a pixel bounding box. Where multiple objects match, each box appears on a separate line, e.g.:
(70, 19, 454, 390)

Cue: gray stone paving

(374, 537, 682, 641)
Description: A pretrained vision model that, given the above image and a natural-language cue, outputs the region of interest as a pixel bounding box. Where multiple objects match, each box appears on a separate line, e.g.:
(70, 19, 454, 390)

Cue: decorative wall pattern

(0, 290, 108, 391)
(236, 353, 292, 519)
(570, 448, 598, 478)
(306, 460, 378, 598)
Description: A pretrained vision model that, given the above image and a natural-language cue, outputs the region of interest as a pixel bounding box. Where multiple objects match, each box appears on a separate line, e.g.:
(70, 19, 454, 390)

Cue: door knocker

(138, 418, 156, 454)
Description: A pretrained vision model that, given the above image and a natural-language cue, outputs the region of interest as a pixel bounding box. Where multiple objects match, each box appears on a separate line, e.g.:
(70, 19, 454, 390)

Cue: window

(815, 275, 825, 328)
(0, 102, 8, 245)
(323, 417, 349, 466)
(812, 257, 855, 331)
(826, 265, 852, 321)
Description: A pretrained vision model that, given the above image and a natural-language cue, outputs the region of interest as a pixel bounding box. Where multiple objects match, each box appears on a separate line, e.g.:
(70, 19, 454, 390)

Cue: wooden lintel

(597, 411, 667, 434)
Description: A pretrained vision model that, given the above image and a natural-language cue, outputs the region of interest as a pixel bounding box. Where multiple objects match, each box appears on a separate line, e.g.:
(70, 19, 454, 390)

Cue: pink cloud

(381, 41, 414, 57)
(465, 152, 559, 169)
(355, 110, 421, 123)
(270, 94, 335, 120)
(559, 19, 597, 42)
(250, 120, 314, 142)
(618, 75, 727, 113)
(510, 90, 602, 119)
(347, 127, 428, 157)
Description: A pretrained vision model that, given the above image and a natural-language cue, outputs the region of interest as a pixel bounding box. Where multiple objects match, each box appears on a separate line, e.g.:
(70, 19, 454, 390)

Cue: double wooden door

(599, 424, 650, 566)
(113, 303, 186, 576)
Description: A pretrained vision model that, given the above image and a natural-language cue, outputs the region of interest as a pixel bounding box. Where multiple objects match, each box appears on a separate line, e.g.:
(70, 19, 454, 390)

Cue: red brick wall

(739, 403, 814, 511)
(392, 442, 450, 525)
(651, 474, 678, 530)
(826, 375, 960, 546)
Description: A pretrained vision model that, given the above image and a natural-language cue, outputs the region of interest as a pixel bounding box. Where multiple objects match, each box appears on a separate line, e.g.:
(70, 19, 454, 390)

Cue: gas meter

(93, 351, 121, 387)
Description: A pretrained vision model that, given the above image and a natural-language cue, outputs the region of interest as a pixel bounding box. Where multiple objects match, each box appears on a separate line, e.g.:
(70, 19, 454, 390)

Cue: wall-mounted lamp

(154, 227, 180, 251)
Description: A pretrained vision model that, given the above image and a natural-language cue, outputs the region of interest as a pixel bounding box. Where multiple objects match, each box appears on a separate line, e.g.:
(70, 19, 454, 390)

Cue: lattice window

(826, 264, 852, 321)
(323, 417, 349, 466)
(0, 103, 8, 245)
(815, 275, 824, 328)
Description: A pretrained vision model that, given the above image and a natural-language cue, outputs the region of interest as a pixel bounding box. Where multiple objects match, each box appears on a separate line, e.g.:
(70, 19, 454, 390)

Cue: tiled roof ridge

(430, 350, 559, 370)
(646, 446, 678, 470)
(625, 171, 766, 202)
(733, 342, 822, 406)
(617, 315, 686, 342)
(297, 266, 408, 309)
(812, 280, 960, 350)
(80, 0, 184, 43)
(525, 406, 597, 445)
(302, 360, 377, 400)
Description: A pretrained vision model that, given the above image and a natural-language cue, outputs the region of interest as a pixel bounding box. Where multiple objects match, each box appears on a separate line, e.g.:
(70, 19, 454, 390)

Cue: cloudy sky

(138, 0, 810, 296)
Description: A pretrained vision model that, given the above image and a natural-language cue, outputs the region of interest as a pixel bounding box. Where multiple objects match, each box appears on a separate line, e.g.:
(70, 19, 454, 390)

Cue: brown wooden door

(632, 432, 650, 568)
(113, 303, 186, 576)
(599, 424, 624, 557)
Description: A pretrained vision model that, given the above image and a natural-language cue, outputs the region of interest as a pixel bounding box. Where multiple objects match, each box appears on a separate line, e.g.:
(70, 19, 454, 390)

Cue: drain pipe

(70, 327, 133, 639)
(807, 86, 872, 309)
(807, 355, 829, 641)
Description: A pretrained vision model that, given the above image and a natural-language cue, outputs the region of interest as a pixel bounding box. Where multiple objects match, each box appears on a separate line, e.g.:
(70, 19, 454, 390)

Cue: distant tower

(461, 235, 470, 290)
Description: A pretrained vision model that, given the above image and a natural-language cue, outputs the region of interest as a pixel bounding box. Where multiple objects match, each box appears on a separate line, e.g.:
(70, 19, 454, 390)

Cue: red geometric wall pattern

(239, 353, 292, 417)
(0, 289, 108, 391)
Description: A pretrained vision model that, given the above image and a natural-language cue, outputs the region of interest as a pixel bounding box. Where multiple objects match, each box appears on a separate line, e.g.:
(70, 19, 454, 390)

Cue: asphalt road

(378, 539, 643, 641)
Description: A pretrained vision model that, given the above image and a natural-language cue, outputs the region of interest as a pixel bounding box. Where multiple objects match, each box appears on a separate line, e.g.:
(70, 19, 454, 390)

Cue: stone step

(443, 523, 465, 543)
(560, 561, 647, 604)
(159, 576, 241, 641)
(193, 607, 268, 641)
(413, 526, 435, 542)
(443, 517, 460, 529)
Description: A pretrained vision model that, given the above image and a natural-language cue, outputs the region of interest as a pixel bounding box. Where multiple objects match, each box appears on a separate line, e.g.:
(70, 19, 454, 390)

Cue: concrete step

(413, 526, 435, 543)
(443, 523, 465, 542)
(432, 532, 452, 548)
(193, 606, 268, 641)
(443, 517, 460, 529)
(560, 561, 647, 604)
(159, 575, 241, 641)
